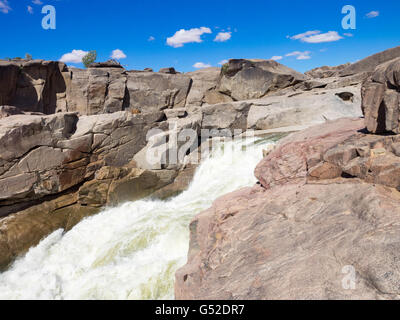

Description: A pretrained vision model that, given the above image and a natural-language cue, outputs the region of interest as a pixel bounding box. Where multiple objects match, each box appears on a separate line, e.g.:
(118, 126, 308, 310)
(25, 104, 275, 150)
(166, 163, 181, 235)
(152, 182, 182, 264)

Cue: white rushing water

(0, 136, 277, 300)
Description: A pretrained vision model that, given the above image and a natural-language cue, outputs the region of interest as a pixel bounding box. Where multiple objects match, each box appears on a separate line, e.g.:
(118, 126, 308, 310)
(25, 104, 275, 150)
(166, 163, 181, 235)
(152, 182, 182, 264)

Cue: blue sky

(0, 0, 399, 72)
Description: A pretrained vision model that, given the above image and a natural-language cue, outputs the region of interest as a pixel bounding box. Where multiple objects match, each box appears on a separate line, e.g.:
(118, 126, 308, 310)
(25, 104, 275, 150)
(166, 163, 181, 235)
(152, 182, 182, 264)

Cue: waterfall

(0, 135, 277, 300)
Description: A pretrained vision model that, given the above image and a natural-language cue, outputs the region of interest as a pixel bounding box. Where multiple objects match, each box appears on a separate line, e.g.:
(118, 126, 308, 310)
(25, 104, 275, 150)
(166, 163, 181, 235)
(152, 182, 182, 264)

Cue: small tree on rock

(82, 50, 97, 68)
(25, 53, 32, 61)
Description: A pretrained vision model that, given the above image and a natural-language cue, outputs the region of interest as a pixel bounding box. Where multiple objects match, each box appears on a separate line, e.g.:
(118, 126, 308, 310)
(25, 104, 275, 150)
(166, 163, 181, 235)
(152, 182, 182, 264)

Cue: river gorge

(0, 136, 276, 299)
(2, 45, 400, 300)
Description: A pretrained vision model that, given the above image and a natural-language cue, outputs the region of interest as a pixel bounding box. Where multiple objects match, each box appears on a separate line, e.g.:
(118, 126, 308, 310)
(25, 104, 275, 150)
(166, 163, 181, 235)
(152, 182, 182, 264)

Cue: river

(0, 135, 278, 300)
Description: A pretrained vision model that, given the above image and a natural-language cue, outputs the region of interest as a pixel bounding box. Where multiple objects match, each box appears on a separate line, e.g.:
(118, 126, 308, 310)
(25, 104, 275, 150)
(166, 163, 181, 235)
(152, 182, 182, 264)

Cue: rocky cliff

(0, 55, 367, 118)
(175, 52, 400, 300)
(0, 47, 398, 271)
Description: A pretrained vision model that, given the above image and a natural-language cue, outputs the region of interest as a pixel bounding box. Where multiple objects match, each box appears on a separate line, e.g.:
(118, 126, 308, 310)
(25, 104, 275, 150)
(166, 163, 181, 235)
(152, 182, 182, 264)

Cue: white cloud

(148, 36, 155, 41)
(285, 51, 302, 56)
(286, 51, 311, 60)
(366, 11, 379, 18)
(343, 33, 354, 37)
(289, 30, 343, 43)
(193, 62, 212, 69)
(27, 5, 34, 14)
(218, 59, 229, 65)
(0, 0, 11, 13)
(111, 49, 127, 60)
(167, 27, 212, 48)
(289, 30, 320, 40)
(304, 31, 343, 43)
(297, 54, 311, 60)
(32, 0, 43, 4)
(60, 50, 89, 63)
(214, 32, 231, 42)
(271, 56, 283, 61)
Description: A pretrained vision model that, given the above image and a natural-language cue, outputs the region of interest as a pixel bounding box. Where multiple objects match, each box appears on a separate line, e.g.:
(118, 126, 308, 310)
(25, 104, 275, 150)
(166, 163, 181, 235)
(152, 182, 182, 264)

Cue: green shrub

(221, 63, 229, 74)
(82, 50, 97, 68)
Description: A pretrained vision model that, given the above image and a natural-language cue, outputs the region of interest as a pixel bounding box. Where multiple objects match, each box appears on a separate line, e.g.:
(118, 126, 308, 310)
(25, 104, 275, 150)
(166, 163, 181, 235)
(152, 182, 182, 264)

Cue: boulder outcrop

(305, 63, 350, 79)
(254, 118, 365, 188)
(186, 67, 232, 106)
(88, 60, 124, 68)
(340, 46, 400, 77)
(361, 57, 400, 133)
(246, 86, 362, 130)
(159, 67, 177, 74)
(126, 71, 192, 113)
(63, 67, 128, 115)
(218, 59, 307, 101)
(0, 111, 162, 216)
(176, 117, 400, 300)
(0, 60, 67, 114)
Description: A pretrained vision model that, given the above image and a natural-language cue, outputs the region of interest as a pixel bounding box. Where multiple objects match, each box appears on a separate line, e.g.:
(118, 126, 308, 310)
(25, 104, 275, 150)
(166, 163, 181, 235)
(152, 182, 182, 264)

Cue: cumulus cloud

(366, 11, 379, 18)
(111, 49, 127, 60)
(289, 30, 343, 43)
(27, 5, 34, 14)
(60, 50, 88, 63)
(303, 31, 343, 43)
(214, 32, 232, 42)
(289, 30, 321, 40)
(0, 0, 11, 13)
(32, 0, 43, 4)
(343, 33, 354, 37)
(193, 62, 212, 69)
(285, 51, 302, 57)
(148, 36, 155, 41)
(218, 59, 229, 65)
(271, 56, 283, 61)
(296, 54, 311, 60)
(167, 27, 212, 48)
(286, 51, 311, 60)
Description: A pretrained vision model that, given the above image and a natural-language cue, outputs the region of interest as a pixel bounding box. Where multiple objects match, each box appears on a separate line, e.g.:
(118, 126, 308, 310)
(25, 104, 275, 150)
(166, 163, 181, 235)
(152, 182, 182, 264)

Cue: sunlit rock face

(218, 59, 307, 101)
(362, 57, 400, 134)
(176, 118, 400, 300)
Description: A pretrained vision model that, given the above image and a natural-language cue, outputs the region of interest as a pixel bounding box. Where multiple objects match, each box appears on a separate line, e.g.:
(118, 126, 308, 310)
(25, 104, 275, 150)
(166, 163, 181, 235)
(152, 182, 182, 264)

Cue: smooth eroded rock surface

(176, 115, 400, 300)
(0, 111, 160, 214)
(362, 57, 400, 133)
(254, 118, 365, 188)
(126, 71, 192, 113)
(218, 59, 306, 101)
(176, 182, 400, 300)
(340, 46, 400, 77)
